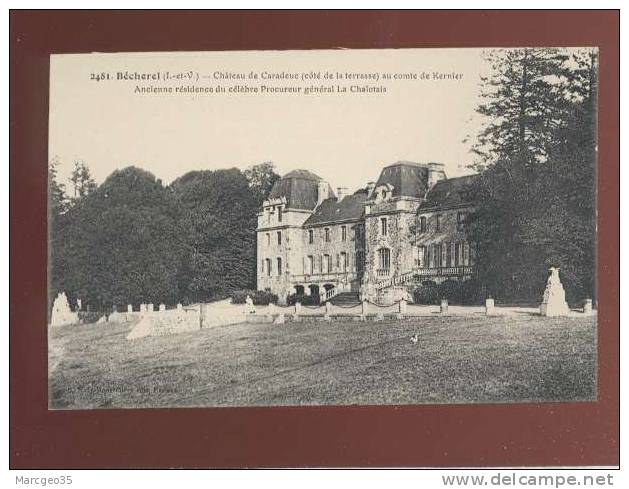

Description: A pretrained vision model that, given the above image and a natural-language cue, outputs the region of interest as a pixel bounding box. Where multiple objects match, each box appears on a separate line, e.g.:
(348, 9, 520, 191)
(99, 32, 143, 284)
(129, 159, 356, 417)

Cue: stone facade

(256, 162, 478, 304)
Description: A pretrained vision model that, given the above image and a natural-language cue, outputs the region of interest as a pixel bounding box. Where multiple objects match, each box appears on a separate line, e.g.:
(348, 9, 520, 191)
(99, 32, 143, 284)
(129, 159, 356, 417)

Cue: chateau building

(256, 161, 477, 304)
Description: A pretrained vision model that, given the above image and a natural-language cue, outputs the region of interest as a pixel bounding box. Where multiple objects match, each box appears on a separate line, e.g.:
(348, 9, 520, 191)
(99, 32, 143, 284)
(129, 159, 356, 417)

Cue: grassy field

(48, 313, 597, 409)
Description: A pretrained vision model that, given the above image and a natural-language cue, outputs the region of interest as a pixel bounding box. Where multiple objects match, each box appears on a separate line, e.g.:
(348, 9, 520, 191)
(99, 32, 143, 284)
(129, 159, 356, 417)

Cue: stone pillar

(140, 303, 146, 313)
(147, 303, 154, 312)
(440, 298, 448, 314)
(324, 301, 331, 321)
(399, 299, 407, 314)
(294, 302, 302, 322)
(267, 303, 275, 322)
(127, 304, 133, 313)
(583, 298, 593, 315)
(485, 297, 495, 315)
(177, 303, 183, 310)
(159, 304, 166, 312)
(361, 300, 368, 321)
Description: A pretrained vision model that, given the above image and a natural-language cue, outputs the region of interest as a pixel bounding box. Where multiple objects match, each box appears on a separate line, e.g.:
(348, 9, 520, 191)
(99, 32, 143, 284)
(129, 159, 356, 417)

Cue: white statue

(245, 295, 255, 314)
(540, 267, 570, 317)
(50, 292, 79, 327)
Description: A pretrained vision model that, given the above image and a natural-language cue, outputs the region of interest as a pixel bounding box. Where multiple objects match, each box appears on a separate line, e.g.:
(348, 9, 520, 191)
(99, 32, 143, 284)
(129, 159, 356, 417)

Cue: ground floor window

(378, 248, 391, 270)
(265, 258, 271, 276)
(277, 257, 282, 276)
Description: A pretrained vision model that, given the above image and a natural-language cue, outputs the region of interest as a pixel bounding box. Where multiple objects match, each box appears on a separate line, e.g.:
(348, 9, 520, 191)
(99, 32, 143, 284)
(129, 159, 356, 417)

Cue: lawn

(48, 313, 597, 409)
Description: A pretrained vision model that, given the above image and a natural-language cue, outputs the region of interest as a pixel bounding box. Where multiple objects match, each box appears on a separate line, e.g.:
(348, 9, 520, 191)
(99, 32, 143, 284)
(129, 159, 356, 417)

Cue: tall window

(324, 254, 332, 273)
(455, 242, 462, 266)
(435, 215, 441, 232)
(277, 231, 282, 245)
(265, 258, 271, 276)
(325, 228, 330, 242)
(419, 246, 427, 268)
(381, 217, 388, 236)
(266, 233, 270, 246)
(308, 229, 314, 244)
(419, 216, 427, 233)
(340, 252, 348, 272)
(355, 225, 361, 240)
(307, 255, 314, 274)
(378, 248, 391, 270)
(457, 211, 465, 230)
(433, 244, 442, 267)
(278, 206, 283, 223)
(445, 241, 451, 267)
(341, 225, 347, 241)
(277, 257, 282, 276)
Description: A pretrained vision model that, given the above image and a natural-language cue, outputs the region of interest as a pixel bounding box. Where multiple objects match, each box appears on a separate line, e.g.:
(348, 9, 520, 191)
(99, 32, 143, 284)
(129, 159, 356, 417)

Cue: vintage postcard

(47, 47, 598, 409)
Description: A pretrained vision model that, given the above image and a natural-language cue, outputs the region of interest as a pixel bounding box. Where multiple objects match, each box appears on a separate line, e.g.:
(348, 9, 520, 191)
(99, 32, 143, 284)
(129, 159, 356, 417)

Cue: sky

(49, 48, 490, 193)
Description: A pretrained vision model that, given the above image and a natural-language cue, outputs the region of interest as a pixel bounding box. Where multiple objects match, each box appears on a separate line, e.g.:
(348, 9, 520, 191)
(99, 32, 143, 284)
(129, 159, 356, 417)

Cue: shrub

(460, 279, 483, 305)
(286, 293, 320, 306)
(413, 284, 440, 305)
(439, 279, 461, 302)
(231, 290, 278, 306)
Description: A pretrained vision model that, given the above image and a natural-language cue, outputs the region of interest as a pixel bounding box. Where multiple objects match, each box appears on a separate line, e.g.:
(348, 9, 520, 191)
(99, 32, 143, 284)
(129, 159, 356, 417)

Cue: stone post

(361, 300, 368, 321)
(147, 303, 154, 312)
(440, 298, 448, 314)
(127, 304, 133, 313)
(140, 303, 146, 313)
(159, 303, 166, 312)
(177, 303, 183, 310)
(397, 299, 407, 321)
(485, 297, 495, 315)
(324, 301, 331, 321)
(294, 302, 302, 322)
(267, 303, 276, 322)
(583, 298, 593, 315)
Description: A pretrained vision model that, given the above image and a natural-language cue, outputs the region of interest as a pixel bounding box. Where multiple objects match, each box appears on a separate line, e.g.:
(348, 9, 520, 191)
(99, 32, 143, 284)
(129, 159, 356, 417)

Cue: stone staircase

(374, 270, 417, 291)
(329, 292, 361, 306)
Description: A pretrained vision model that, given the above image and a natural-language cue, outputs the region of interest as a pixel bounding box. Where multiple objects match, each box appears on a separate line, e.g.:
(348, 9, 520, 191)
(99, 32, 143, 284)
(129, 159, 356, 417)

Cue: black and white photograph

(47, 47, 598, 409)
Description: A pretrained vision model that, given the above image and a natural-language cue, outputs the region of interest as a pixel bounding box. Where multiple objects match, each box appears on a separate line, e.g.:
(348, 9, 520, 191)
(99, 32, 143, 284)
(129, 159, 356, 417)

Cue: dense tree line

(49, 161, 279, 311)
(466, 48, 597, 303)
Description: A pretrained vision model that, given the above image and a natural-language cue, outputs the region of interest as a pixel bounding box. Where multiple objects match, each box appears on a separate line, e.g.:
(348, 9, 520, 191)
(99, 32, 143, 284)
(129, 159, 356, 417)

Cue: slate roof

(267, 169, 335, 210)
(372, 161, 432, 199)
(419, 174, 479, 211)
(304, 189, 369, 226)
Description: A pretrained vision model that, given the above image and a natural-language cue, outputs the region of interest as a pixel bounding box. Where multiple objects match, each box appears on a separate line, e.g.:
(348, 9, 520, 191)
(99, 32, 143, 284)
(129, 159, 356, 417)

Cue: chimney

(366, 181, 376, 197)
(317, 180, 331, 206)
(427, 162, 446, 187)
(336, 187, 348, 201)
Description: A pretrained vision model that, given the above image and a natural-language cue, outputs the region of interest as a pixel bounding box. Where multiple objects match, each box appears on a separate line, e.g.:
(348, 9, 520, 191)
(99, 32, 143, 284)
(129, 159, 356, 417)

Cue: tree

(69, 159, 97, 200)
(48, 157, 69, 308)
(48, 157, 68, 217)
(466, 48, 597, 303)
(171, 168, 258, 302)
(53, 166, 185, 310)
(470, 48, 570, 172)
(244, 161, 280, 207)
